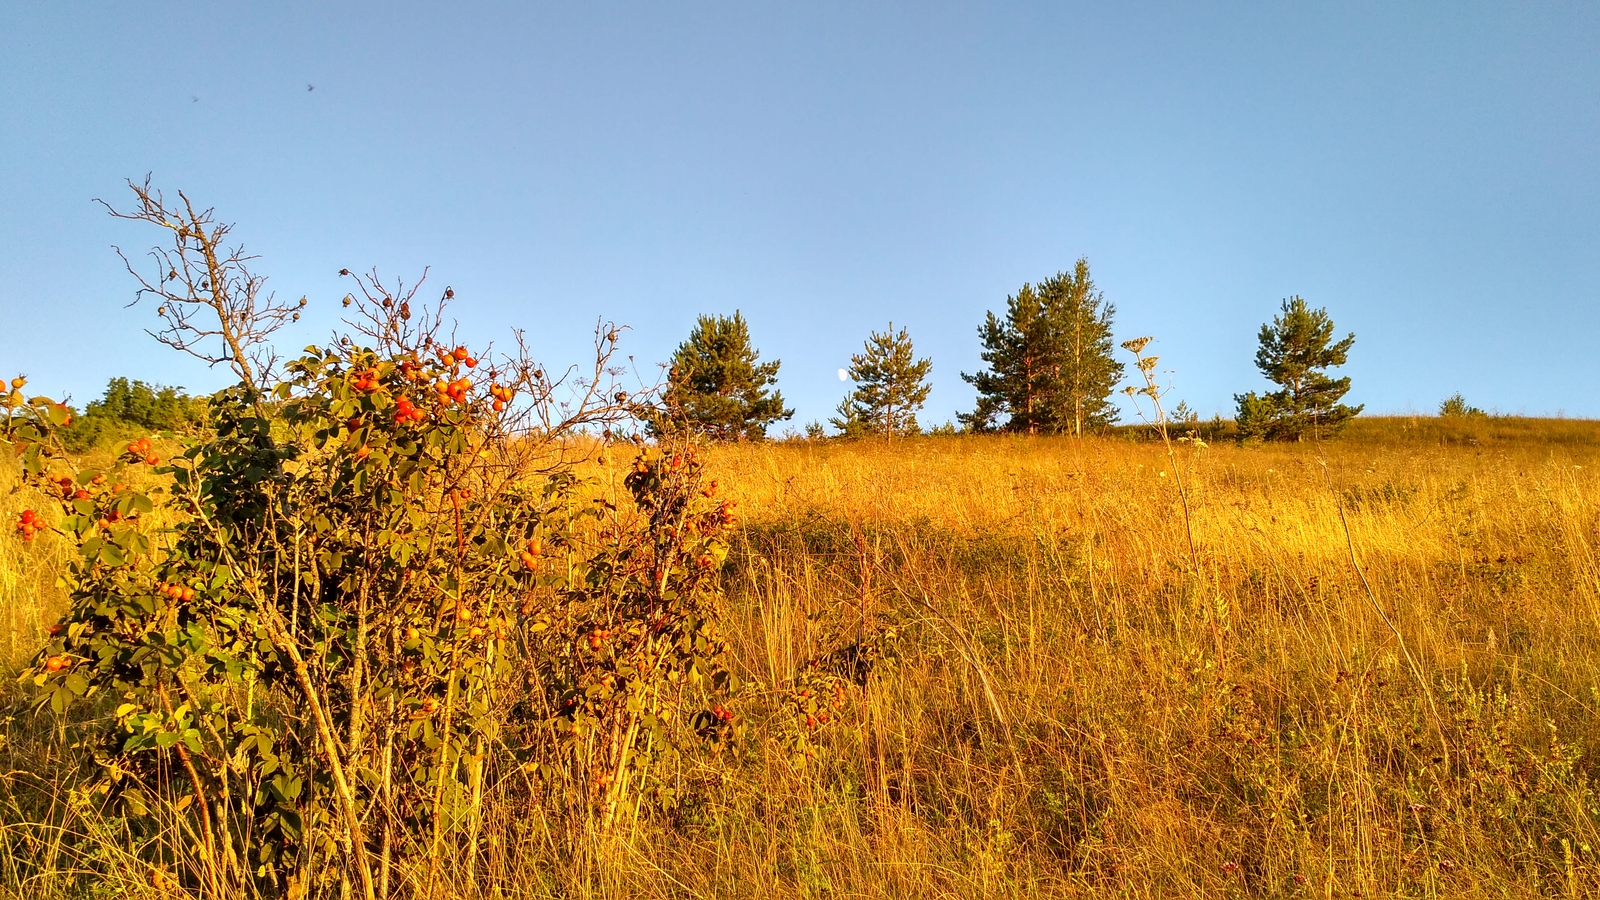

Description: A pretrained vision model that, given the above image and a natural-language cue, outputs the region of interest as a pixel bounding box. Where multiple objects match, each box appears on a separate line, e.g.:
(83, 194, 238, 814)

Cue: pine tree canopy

(656, 312, 792, 441)
(1233, 296, 1363, 441)
(960, 257, 1124, 435)
(831, 323, 931, 439)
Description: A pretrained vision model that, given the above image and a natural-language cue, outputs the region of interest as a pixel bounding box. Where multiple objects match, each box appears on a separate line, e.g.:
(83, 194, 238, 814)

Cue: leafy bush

(3, 182, 739, 899)
(1439, 392, 1487, 417)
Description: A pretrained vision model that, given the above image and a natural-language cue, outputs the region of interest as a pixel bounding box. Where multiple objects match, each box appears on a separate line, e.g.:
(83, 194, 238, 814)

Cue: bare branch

(97, 176, 301, 391)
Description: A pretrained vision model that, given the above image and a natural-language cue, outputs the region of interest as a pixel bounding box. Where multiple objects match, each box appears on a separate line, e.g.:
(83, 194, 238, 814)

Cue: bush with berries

(4, 181, 738, 900)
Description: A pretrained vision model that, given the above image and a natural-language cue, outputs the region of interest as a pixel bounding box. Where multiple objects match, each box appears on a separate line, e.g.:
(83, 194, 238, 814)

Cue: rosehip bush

(3, 183, 739, 900)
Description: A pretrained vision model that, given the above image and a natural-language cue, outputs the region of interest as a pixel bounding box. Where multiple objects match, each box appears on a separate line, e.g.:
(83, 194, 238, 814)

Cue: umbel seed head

(1121, 337, 1152, 355)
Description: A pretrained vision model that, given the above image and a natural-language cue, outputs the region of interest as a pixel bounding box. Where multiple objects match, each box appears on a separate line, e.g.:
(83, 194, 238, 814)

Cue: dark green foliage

(831, 324, 931, 438)
(1439, 393, 1487, 417)
(1041, 261, 1124, 435)
(960, 284, 1055, 434)
(1233, 297, 1362, 441)
(961, 258, 1123, 435)
(61, 377, 208, 450)
(655, 312, 792, 441)
(1233, 390, 1279, 442)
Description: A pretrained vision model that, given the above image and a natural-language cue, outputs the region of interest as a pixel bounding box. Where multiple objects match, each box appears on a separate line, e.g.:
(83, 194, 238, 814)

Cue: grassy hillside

(5, 419, 1600, 897)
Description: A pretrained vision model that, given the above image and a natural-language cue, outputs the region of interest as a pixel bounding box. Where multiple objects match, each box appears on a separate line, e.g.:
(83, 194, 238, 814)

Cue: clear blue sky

(3, 3, 1597, 426)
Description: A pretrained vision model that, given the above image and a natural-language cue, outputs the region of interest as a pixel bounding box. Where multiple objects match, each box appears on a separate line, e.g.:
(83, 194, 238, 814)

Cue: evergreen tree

(1039, 259, 1124, 435)
(1233, 296, 1362, 441)
(831, 323, 932, 439)
(958, 284, 1060, 434)
(960, 257, 1123, 434)
(655, 312, 792, 440)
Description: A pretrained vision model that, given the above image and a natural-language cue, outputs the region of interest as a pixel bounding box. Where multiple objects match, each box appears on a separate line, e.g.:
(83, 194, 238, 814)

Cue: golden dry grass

(5, 418, 1600, 898)
(676, 418, 1600, 898)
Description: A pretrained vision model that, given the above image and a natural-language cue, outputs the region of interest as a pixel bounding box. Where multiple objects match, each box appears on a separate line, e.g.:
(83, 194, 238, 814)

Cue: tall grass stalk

(5, 420, 1600, 897)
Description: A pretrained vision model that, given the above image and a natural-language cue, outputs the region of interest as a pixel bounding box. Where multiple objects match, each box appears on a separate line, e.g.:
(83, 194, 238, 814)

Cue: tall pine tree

(831, 323, 932, 439)
(958, 284, 1060, 434)
(1039, 259, 1123, 435)
(655, 312, 793, 440)
(1233, 296, 1362, 441)
(961, 257, 1123, 434)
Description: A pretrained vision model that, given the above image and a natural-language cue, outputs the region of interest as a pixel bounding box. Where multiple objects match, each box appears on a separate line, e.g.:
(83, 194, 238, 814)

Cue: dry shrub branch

(3, 184, 738, 899)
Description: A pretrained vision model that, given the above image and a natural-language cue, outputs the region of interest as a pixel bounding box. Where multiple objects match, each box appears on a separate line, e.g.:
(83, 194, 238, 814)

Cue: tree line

(652, 257, 1363, 442)
(58, 263, 1368, 448)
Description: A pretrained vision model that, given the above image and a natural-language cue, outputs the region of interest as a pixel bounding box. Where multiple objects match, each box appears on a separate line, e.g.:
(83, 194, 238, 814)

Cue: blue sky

(2, 2, 1597, 426)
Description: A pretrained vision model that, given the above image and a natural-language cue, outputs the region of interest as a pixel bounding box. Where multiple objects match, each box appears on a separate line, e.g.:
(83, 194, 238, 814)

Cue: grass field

(5, 417, 1600, 897)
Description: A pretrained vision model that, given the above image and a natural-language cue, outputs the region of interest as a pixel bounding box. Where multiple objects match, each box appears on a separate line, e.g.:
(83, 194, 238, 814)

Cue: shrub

(4, 182, 738, 899)
(1439, 392, 1487, 417)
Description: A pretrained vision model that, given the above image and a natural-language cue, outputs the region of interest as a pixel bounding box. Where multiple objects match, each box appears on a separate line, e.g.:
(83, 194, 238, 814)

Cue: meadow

(4, 416, 1600, 898)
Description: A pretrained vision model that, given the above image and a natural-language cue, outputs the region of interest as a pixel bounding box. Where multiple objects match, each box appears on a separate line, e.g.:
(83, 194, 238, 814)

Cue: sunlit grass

(4, 417, 1600, 897)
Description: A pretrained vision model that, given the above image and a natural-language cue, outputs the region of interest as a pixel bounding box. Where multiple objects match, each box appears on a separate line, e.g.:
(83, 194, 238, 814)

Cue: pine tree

(1233, 296, 1362, 441)
(1039, 259, 1124, 435)
(961, 257, 1123, 434)
(958, 284, 1060, 434)
(831, 323, 932, 439)
(655, 312, 793, 441)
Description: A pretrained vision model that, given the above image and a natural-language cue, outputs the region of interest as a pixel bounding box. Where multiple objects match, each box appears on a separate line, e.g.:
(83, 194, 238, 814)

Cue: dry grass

(5, 418, 1600, 898)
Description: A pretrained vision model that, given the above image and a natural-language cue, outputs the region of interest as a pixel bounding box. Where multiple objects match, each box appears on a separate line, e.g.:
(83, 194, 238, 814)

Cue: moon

(837, 368, 848, 381)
